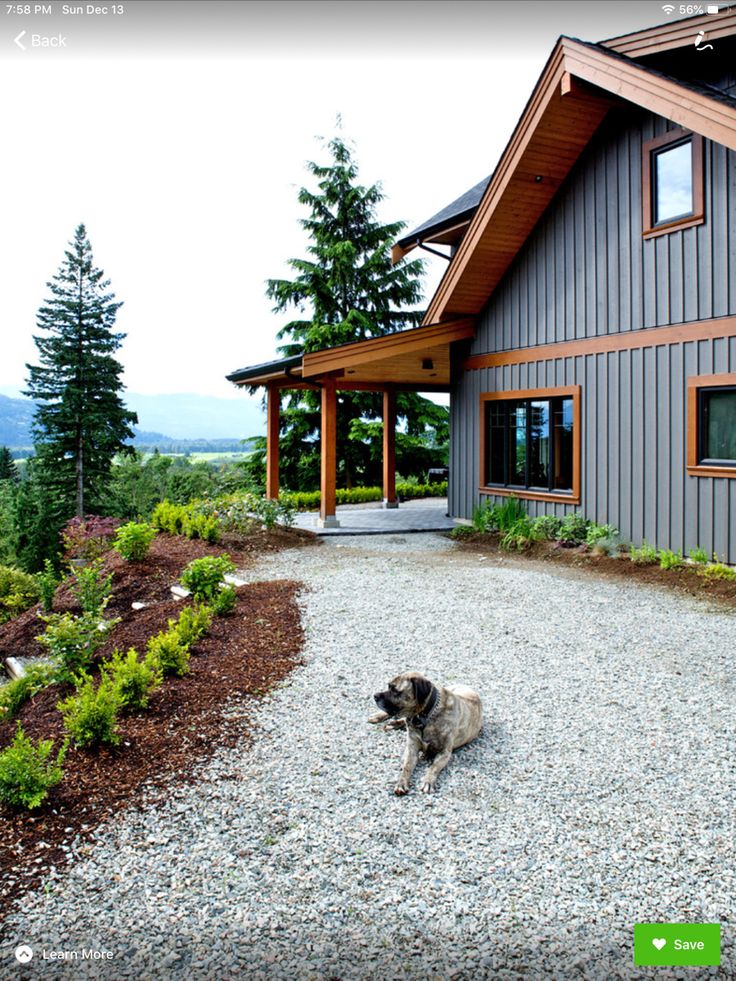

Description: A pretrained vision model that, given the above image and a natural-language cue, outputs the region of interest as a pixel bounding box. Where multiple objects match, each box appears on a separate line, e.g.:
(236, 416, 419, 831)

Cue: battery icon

(707, 4, 719, 11)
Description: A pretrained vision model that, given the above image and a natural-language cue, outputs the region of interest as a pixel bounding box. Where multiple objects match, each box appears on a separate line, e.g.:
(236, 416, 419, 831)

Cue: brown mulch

(453, 532, 736, 608)
(0, 528, 317, 916)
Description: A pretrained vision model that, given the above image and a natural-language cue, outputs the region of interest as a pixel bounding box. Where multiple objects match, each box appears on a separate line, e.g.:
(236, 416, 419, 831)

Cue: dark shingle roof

(396, 175, 490, 251)
(226, 354, 301, 386)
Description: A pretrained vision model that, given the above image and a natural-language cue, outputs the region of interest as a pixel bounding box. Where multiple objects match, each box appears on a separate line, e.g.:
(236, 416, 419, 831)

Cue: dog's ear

(412, 676, 433, 707)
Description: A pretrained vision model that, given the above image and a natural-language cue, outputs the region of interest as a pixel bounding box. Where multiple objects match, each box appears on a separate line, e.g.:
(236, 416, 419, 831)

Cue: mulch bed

(0, 528, 317, 917)
(453, 532, 736, 608)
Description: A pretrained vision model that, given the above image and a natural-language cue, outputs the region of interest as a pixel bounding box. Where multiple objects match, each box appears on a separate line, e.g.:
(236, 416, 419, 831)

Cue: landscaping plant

(180, 555, 236, 602)
(529, 515, 563, 542)
(0, 663, 57, 722)
(629, 541, 659, 565)
(103, 648, 162, 713)
(659, 548, 684, 571)
(698, 561, 736, 582)
(146, 627, 191, 677)
(210, 584, 237, 616)
(37, 611, 118, 682)
(36, 558, 59, 612)
(70, 559, 113, 616)
(171, 604, 212, 647)
(689, 546, 710, 565)
(58, 674, 123, 748)
(0, 725, 67, 810)
(113, 521, 157, 561)
(0, 565, 41, 624)
(61, 516, 121, 564)
(557, 512, 589, 547)
(500, 517, 535, 552)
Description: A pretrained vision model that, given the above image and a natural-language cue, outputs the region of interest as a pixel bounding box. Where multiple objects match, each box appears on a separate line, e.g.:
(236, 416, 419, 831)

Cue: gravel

(1, 533, 734, 980)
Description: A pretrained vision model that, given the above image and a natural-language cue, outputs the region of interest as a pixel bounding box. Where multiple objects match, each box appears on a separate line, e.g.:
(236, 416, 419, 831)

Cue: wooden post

(382, 388, 398, 508)
(266, 382, 280, 500)
(319, 378, 339, 527)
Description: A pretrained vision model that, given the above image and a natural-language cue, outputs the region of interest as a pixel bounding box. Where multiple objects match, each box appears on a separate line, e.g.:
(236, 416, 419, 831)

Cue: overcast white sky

(1, 1, 671, 402)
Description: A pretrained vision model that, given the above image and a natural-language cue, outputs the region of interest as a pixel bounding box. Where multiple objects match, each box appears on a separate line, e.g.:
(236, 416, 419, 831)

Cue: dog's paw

(384, 718, 406, 731)
(367, 711, 389, 725)
(419, 780, 435, 794)
(394, 782, 409, 796)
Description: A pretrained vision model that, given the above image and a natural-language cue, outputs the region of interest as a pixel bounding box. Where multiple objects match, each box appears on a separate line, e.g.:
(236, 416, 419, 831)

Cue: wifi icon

(662, 4, 676, 13)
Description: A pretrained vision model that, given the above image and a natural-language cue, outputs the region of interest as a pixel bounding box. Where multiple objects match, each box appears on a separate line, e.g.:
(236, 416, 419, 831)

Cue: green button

(634, 923, 720, 966)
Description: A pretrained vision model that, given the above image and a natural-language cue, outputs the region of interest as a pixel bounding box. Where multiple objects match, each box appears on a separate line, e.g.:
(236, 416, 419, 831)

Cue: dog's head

(374, 672, 435, 718)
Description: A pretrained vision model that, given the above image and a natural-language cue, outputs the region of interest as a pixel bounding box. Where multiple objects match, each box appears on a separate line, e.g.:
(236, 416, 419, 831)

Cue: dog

(370, 672, 483, 795)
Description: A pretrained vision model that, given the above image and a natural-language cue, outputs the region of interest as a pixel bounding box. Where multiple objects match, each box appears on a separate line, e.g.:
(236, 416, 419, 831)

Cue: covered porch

(226, 318, 474, 527)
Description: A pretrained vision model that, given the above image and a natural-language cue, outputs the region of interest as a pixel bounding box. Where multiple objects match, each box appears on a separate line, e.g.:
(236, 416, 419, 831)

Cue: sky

(0, 1, 678, 404)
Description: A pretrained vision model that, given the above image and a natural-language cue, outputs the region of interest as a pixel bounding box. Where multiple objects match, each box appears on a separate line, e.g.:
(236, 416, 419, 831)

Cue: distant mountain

(124, 393, 264, 441)
(0, 391, 265, 450)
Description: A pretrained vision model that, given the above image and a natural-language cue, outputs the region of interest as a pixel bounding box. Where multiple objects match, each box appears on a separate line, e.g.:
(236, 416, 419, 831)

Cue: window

(642, 129, 704, 238)
(687, 374, 736, 479)
(480, 386, 580, 503)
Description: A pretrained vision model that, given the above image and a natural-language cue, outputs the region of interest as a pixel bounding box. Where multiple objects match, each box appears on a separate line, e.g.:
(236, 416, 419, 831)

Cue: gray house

(229, 11, 736, 561)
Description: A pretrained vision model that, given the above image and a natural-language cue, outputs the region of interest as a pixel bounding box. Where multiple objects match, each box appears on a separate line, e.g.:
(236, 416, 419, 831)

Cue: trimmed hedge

(282, 481, 448, 512)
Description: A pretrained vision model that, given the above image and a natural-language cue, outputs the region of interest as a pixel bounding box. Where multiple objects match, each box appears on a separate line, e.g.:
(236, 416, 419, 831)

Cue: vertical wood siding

(450, 105, 736, 562)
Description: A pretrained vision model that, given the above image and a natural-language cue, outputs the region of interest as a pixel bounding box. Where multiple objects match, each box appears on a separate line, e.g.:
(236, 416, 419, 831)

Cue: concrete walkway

(291, 497, 458, 535)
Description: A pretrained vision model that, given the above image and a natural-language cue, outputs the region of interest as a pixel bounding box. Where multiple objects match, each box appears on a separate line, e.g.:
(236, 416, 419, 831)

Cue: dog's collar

(408, 685, 440, 731)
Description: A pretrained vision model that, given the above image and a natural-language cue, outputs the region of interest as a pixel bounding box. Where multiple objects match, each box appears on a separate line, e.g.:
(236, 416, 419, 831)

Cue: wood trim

(464, 315, 736, 372)
(320, 379, 338, 520)
(641, 130, 704, 239)
(265, 383, 280, 500)
(302, 319, 475, 377)
(686, 373, 736, 479)
(601, 11, 736, 57)
(382, 389, 397, 505)
(423, 35, 736, 325)
(479, 385, 581, 505)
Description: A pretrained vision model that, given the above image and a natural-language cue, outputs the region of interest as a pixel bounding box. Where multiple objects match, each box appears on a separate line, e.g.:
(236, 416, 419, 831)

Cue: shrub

(151, 500, 189, 536)
(113, 522, 157, 561)
(0, 725, 67, 810)
(36, 559, 59, 613)
(210, 585, 237, 616)
(659, 548, 684, 571)
(585, 522, 618, 548)
(0, 663, 57, 722)
(0, 565, 40, 624)
(146, 628, 190, 677)
(58, 674, 122, 748)
(557, 512, 589, 546)
(472, 504, 496, 533)
(629, 541, 659, 565)
(172, 604, 212, 647)
(500, 517, 535, 552)
(37, 612, 117, 682)
(70, 559, 113, 616)
(61, 515, 121, 563)
(698, 561, 736, 583)
(449, 525, 475, 540)
(529, 515, 563, 541)
(183, 513, 221, 544)
(180, 555, 236, 602)
(102, 648, 162, 713)
(689, 546, 709, 565)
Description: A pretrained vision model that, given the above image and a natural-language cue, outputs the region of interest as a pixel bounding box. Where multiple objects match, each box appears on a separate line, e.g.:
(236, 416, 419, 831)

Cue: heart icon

(652, 938, 667, 951)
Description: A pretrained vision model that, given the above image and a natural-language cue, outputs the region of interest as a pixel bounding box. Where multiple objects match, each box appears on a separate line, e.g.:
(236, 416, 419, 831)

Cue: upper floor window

(642, 129, 704, 238)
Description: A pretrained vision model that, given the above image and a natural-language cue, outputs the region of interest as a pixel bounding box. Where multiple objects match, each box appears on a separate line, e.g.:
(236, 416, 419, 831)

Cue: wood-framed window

(687, 374, 736, 479)
(479, 386, 581, 504)
(642, 129, 704, 239)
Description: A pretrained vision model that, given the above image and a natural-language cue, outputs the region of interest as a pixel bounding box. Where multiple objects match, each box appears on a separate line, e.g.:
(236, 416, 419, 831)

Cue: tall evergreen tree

(256, 133, 448, 490)
(0, 446, 18, 482)
(24, 224, 137, 519)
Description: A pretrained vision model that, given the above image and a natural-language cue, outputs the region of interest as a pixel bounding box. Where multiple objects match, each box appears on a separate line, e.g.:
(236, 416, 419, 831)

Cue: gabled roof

(424, 25, 736, 324)
(392, 175, 491, 262)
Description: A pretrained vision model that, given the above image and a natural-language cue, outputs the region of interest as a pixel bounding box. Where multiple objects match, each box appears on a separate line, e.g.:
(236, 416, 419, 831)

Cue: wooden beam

(382, 389, 397, 508)
(319, 378, 339, 527)
(266, 382, 280, 500)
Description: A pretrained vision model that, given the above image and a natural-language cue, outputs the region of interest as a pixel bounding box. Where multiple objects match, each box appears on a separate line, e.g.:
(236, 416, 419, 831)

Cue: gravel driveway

(2, 533, 734, 979)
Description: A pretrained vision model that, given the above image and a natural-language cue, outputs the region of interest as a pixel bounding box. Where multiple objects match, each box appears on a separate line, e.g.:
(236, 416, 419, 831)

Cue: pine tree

(258, 133, 448, 490)
(24, 224, 137, 519)
(0, 447, 18, 482)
